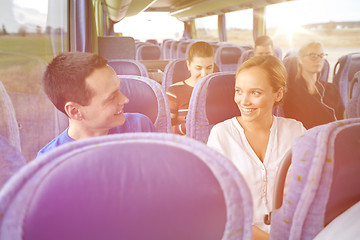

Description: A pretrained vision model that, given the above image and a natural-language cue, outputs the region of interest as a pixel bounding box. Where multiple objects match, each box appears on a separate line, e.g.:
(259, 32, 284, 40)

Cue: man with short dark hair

(37, 52, 156, 157)
(254, 35, 274, 56)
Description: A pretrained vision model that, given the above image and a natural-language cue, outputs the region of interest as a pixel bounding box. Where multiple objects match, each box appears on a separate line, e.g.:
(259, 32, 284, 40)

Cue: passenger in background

(166, 41, 215, 135)
(237, 35, 274, 67)
(37, 52, 156, 157)
(253, 35, 274, 56)
(283, 41, 344, 129)
(207, 56, 306, 238)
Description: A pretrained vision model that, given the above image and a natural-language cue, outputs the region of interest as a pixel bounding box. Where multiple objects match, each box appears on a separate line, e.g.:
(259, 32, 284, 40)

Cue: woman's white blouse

(207, 116, 306, 233)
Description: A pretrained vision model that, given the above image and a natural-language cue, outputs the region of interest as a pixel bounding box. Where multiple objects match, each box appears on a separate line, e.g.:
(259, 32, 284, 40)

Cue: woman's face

(234, 67, 283, 123)
(299, 44, 326, 75)
(187, 56, 214, 82)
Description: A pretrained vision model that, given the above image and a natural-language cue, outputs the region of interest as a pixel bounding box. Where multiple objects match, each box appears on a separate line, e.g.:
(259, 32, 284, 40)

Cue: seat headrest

(172, 60, 190, 84)
(205, 74, 240, 124)
(120, 77, 158, 122)
(108, 60, 142, 76)
(140, 45, 161, 60)
(220, 47, 242, 64)
(98, 36, 135, 60)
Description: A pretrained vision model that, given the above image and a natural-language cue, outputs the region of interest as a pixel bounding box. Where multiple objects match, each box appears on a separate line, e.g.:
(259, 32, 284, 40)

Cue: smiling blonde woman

(207, 55, 306, 237)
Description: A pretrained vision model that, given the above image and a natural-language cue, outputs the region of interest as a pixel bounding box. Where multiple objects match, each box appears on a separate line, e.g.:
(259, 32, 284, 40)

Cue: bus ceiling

(101, 0, 295, 39)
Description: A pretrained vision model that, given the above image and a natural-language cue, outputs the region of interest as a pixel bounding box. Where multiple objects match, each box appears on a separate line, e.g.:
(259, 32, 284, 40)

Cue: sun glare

(275, 21, 307, 43)
(266, 1, 311, 46)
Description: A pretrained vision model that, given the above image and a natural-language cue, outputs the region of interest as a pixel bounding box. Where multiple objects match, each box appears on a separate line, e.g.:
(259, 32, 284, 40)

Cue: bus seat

(345, 71, 360, 118)
(0, 132, 253, 240)
(269, 118, 360, 240)
(0, 80, 21, 151)
(0, 134, 26, 190)
(162, 59, 190, 91)
(108, 59, 149, 78)
(176, 40, 193, 59)
(145, 39, 158, 45)
(237, 49, 254, 66)
(274, 46, 283, 59)
(186, 72, 240, 143)
(119, 75, 171, 133)
(210, 42, 220, 54)
(283, 49, 298, 59)
(283, 54, 330, 84)
(333, 52, 360, 107)
(170, 40, 180, 59)
(313, 201, 360, 240)
(162, 39, 174, 59)
(215, 45, 244, 72)
(136, 44, 161, 60)
(239, 44, 253, 51)
(98, 36, 136, 60)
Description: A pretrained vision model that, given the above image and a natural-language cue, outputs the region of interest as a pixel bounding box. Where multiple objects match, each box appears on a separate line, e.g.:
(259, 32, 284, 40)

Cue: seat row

(0, 118, 359, 239)
(3, 56, 355, 161)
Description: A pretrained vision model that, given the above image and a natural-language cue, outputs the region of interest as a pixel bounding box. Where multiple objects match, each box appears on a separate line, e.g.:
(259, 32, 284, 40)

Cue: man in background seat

(254, 35, 274, 57)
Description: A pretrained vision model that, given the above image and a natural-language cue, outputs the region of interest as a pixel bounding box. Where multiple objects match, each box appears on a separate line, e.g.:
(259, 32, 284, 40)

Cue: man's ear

(64, 102, 82, 120)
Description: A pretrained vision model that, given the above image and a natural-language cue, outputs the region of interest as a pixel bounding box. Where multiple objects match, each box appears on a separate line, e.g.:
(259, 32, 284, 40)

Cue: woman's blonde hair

(236, 55, 287, 106)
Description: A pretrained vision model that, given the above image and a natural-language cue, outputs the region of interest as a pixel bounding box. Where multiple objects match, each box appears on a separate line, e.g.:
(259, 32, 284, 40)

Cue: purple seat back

(325, 121, 360, 224)
(333, 53, 360, 106)
(170, 41, 180, 59)
(162, 39, 174, 59)
(119, 75, 171, 132)
(237, 49, 254, 66)
(108, 59, 149, 78)
(0, 135, 25, 190)
(145, 39, 158, 45)
(274, 46, 283, 59)
(186, 72, 239, 143)
(136, 44, 161, 60)
(98, 36, 136, 60)
(270, 118, 360, 240)
(0, 133, 253, 240)
(215, 45, 243, 72)
(345, 71, 360, 118)
(176, 40, 192, 59)
(162, 59, 190, 91)
(0, 81, 21, 151)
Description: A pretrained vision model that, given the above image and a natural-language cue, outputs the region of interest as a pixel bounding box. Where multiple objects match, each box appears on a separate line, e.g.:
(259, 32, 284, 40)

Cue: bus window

(0, 0, 68, 161)
(194, 15, 219, 42)
(114, 12, 183, 42)
(0, 0, 68, 93)
(226, 9, 253, 45)
(265, 0, 360, 81)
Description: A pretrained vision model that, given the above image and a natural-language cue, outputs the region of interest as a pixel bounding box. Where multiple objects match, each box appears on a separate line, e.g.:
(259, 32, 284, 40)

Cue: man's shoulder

(112, 113, 157, 133)
(37, 129, 72, 158)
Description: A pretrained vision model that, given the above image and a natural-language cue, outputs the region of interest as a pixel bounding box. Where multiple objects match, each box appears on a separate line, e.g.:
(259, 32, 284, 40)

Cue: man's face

(254, 45, 274, 56)
(78, 65, 129, 133)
